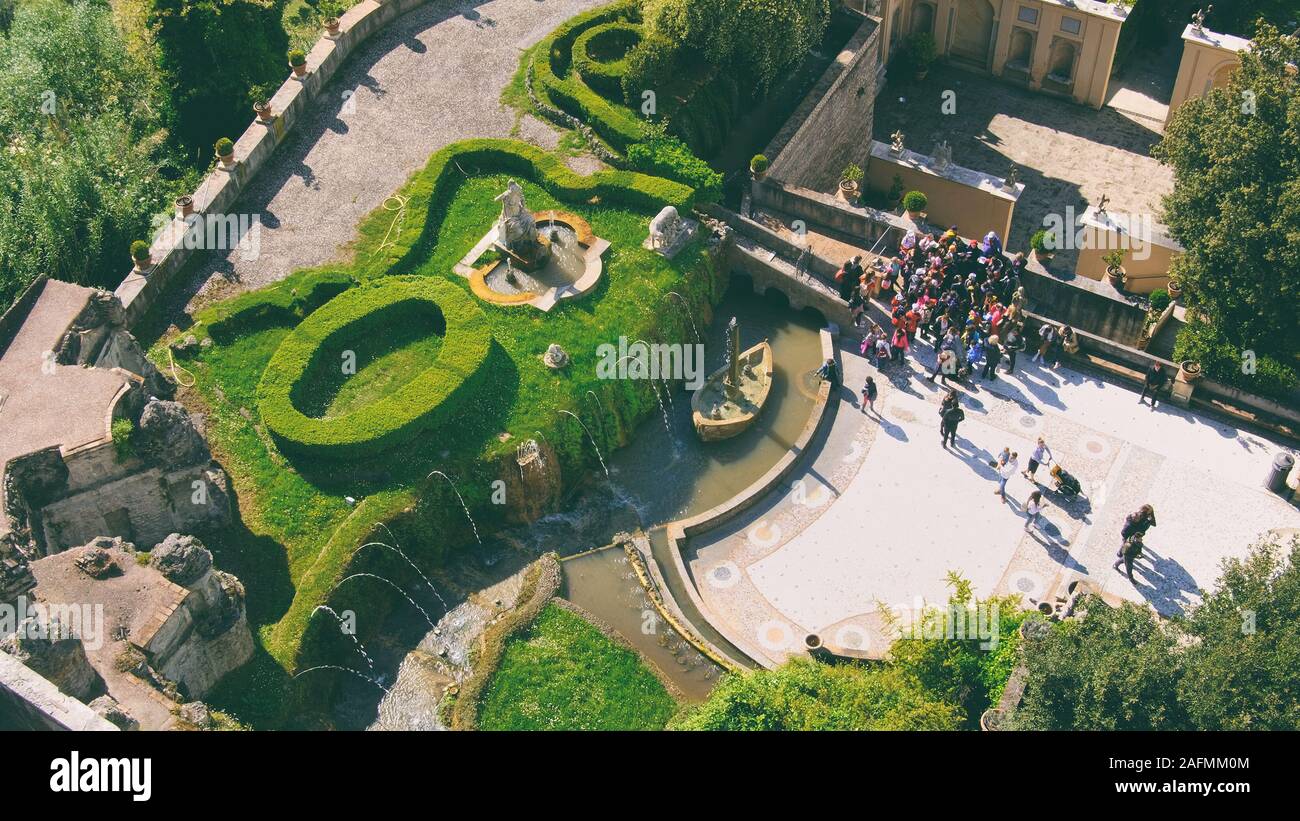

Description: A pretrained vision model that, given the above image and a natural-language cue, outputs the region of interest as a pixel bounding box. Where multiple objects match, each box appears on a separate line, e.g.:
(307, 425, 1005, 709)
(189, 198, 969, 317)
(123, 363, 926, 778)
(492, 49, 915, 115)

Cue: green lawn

(478, 604, 678, 730)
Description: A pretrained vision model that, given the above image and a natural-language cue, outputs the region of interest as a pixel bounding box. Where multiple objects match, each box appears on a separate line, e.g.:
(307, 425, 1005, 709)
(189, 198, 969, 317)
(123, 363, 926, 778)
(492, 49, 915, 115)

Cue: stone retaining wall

(113, 0, 432, 328)
(0, 650, 117, 731)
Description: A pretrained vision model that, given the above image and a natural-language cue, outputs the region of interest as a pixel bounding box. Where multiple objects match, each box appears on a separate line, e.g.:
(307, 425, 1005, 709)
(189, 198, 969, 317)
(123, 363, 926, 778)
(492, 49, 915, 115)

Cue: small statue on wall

(1003, 164, 1020, 192)
(890, 130, 905, 156)
(1192, 6, 1213, 33)
(931, 140, 952, 173)
(1097, 193, 1111, 214)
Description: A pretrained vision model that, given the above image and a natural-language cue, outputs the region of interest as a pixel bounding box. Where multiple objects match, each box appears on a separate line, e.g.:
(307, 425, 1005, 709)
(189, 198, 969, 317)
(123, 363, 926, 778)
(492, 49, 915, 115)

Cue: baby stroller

(1049, 463, 1081, 500)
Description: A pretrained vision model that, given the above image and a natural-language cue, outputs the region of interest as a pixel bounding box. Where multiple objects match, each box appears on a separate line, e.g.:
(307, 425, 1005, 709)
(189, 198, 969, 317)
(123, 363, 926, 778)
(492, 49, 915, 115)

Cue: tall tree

(1153, 23, 1300, 364)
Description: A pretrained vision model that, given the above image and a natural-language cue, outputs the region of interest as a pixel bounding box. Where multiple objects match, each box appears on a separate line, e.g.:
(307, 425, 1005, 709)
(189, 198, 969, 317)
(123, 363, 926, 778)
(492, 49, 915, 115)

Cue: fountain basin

(691, 341, 774, 442)
(456, 210, 610, 312)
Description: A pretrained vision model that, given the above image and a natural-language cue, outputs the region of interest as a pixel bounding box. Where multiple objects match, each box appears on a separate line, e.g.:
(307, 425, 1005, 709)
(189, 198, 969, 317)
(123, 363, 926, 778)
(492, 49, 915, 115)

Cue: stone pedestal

(1170, 377, 1195, 408)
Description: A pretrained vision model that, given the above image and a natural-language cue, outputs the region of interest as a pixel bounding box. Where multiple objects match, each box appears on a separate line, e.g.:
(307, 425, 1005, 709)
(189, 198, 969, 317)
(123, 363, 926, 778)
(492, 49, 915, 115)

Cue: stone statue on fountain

(495, 179, 549, 269)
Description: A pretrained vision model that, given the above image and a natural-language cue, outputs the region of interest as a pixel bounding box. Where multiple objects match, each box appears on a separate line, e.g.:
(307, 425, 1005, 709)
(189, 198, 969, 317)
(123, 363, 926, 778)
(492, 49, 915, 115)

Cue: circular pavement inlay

(1079, 435, 1111, 460)
(834, 625, 871, 653)
(757, 620, 795, 651)
(1007, 570, 1048, 600)
(747, 520, 784, 549)
(707, 562, 740, 589)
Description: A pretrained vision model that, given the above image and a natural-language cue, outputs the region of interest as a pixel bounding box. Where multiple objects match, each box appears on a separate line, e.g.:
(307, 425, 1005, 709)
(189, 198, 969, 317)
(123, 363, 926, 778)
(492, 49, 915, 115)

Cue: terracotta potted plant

(750, 154, 769, 180)
(902, 189, 927, 220)
(175, 194, 194, 218)
(839, 163, 863, 202)
(908, 32, 936, 81)
(215, 137, 235, 169)
(1167, 278, 1182, 299)
(1179, 360, 1204, 383)
(1030, 229, 1054, 263)
(288, 49, 307, 78)
(253, 99, 273, 124)
(1103, 248, 1127, 289)
(130, 240, 152, 272)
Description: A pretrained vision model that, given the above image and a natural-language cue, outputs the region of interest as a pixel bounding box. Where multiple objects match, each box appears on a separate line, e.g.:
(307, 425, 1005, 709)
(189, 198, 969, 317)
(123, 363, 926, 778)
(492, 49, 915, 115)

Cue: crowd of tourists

(834, 227, 1082, 384)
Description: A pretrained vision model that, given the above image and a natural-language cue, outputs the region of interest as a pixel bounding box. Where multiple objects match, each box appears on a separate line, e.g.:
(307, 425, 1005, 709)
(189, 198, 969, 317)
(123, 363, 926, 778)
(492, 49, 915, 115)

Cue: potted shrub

(902, 189, 927, 219)
(1103, 248, 1127, 289)
(253, 99, 273, 124)
(1167, 278, 1182, 299)
(839, 163, 864, 201)
(750, 154, 769, 179)
(908, 32, 937, 81)
(1179, 360, 1204, 383)
(1030, 229, 1054, 263)
(130, 240, 152, 271)
(215, 137, 235, 168)
(288, 49, 307, 78)
(175, 194, 194, 218)
(322, 2, 343, 36)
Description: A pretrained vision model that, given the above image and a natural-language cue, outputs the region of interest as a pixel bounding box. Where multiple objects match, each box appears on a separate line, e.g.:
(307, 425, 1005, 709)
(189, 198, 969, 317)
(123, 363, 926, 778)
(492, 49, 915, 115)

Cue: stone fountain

(690, 317, 774, 442)
(453, 179, 610, 312)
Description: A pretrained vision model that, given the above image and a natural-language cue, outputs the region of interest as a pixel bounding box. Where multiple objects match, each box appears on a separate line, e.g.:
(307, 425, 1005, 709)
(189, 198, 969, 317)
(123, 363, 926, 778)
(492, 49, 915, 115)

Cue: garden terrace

(166, 138, 719, 725)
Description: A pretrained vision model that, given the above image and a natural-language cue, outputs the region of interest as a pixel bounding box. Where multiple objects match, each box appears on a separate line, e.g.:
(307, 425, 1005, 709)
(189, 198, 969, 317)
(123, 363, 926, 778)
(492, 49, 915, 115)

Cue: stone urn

(804, 633, 831, 661)
(325, 18, 341, 37)
(542, 344, 570, 370)
(1167, 280, 1182, 299)
(1178, 360, 1203, 384)
(253, 101, 273, 124)
(175, 195, 194, 218)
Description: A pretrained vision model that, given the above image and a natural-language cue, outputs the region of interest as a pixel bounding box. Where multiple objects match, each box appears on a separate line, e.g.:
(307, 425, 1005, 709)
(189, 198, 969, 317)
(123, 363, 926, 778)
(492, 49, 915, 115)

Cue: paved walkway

(685, 334, 1300, 666)
(170, 0, 606, 318)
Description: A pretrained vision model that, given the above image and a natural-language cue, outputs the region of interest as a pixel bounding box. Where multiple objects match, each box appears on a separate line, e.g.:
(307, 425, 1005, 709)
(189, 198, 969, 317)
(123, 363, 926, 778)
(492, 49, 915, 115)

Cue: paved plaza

(871, 63, 1174, 257)
(686, 334, 1300, 667)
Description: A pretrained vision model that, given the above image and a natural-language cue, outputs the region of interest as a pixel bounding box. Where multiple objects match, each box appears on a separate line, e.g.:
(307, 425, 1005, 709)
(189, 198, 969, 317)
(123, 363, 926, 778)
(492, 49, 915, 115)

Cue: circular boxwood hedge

(257, 276, 493, 460)
(571, 21, 643, 99)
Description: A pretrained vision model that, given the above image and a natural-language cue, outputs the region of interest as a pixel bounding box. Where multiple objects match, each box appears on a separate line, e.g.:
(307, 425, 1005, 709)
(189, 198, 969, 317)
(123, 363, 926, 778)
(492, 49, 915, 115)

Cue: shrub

(1030, 228, 1052, 254)
(111, 417, 135, 461)
(750, 154, 768, 174)
(214, 137, 235, 157)
(626, 134, 722, 203)
(571, 21, 642, 99)
(1148, 288, 1171, 314)
(288, 49, 307, 67)
(1102, 248, 1127, 270)
(1173, 317, 1298, 400)
(130, 240, 152, 262)
(902, 190, 927, 213)
(620, 30, 679, 106)
(197, 267, 355, 342)
(257, 277, 495, 460)
(907, 31, 937, 71)
(841, 163, 864, 184)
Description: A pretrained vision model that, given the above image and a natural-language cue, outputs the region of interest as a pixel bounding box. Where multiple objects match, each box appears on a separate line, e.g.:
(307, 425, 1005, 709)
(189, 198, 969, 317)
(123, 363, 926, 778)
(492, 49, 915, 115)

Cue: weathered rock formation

(0, 617, 102, 702)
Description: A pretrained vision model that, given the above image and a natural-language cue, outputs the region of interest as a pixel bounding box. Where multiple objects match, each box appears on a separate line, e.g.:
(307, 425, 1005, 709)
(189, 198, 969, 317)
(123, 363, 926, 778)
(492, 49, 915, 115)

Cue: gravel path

(175, 0, 608, 316)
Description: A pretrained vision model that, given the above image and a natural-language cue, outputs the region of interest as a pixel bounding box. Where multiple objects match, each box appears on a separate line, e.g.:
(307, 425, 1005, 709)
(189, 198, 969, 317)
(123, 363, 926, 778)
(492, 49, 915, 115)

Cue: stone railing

(114, 0, 432, 328)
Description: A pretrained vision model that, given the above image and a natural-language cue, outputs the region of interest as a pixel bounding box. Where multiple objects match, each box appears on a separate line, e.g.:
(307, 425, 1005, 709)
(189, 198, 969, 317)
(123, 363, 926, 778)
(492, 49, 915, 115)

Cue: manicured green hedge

(627, 135, 722, 204)
(257, 276, 493, 459)
(360, 138, 695, 278)
(532, 0, 650, 152)
(1173, 317, 1298, 400)
(197, 268, 355, 343)
(571, 22, 642, 99)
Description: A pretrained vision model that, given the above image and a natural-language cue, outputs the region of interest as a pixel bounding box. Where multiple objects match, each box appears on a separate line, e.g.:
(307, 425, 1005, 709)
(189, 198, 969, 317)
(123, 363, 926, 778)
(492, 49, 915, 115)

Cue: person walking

(1004, 324, 1026, 373)
(861, 375, 878, 415)
(1113, 532, 1145, 583)
(1024, 490, 1046, 532)
(929, 347, 957, 384)
(1023, 437, 1053, 482)
(1121, 505, 1157, 541)
(940, 397, 965, 448)
(994, 450, 1019, 503)
(1139, 363, 1168, 410)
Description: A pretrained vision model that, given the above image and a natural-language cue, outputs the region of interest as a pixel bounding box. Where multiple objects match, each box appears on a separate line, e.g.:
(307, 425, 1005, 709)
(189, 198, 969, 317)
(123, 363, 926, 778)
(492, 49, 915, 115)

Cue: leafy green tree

(641, 0, 831, 96)
(1178, 536, 1300, 729)
(0, 0, 182, 307)
(1154, 24, 1299, 367)
(886, 572, 1026, 727)
(672, 657, 962, 731)
(148, 0, 289, 158)
(1009, 599, 1189, 730)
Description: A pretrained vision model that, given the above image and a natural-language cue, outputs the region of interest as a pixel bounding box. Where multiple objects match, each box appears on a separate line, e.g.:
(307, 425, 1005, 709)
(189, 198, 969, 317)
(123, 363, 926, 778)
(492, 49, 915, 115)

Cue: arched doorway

(950, 0, 996, 69)
(911, 2, 935, 36)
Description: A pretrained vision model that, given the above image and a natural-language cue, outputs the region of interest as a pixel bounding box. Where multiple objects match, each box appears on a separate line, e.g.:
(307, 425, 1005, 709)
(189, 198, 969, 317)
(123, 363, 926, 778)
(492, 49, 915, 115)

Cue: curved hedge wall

(571, 22, 642, 100)
(257, 276, 493, 460)
(532, 0, 649, 152)
(197, 268, 355, 343)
